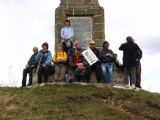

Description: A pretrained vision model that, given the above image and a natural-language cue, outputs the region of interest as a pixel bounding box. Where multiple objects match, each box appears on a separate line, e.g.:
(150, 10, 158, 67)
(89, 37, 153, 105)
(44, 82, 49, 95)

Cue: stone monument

(55, 0, 105, 48)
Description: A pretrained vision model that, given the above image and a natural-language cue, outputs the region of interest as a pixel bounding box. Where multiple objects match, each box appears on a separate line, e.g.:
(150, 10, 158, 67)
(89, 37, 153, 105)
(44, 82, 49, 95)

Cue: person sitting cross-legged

(68, 47, 90, 83)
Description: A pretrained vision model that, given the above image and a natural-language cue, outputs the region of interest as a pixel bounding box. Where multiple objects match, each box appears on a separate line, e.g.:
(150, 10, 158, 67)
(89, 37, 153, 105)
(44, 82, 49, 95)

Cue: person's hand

(42, 64, 46, 67)
(56, 58, 60, 61)
(31, 65, 34, 67)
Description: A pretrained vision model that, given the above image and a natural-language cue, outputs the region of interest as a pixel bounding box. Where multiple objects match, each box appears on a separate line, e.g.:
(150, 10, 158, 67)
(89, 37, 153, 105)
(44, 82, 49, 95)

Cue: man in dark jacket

(119, 36, 140, 88)
(100, 41, 115, 83)
(22, 47, 38, 87)
(135, 47, 143, 88)
(89, 40, 101, 83)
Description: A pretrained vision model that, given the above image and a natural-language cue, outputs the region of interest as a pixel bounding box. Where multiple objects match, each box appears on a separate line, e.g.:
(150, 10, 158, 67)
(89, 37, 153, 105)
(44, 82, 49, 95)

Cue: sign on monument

(68, 17, 92, 48)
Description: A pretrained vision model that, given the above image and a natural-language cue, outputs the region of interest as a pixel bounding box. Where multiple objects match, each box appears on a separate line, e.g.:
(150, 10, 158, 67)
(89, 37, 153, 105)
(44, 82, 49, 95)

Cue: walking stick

(32, 55, 43, 86)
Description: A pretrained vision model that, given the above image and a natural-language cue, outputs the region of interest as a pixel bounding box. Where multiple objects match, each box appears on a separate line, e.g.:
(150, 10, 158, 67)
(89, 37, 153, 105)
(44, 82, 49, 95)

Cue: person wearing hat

(89, 40, 102, 83)
(35, 42, 52, 84)
(22, 47, 38, 87)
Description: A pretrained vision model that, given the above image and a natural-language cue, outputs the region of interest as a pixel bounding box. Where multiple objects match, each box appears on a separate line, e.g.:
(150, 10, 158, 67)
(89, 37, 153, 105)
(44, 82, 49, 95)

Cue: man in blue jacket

(22, 47, 38, 87)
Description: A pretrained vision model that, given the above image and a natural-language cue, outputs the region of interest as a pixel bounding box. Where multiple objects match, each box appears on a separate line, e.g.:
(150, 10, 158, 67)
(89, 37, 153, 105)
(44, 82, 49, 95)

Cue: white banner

(82, 47, 98, 66)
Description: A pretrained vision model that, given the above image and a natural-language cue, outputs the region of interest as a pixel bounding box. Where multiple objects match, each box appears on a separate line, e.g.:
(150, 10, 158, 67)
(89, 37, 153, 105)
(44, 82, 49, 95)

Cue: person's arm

(68, 27, 74, 39)
(52, 53, 57, 62)
(119, 43, 125, 51)
(44, 51, 52, 65)
(61, 28, 65, 42)
(62, 52, 67, 61)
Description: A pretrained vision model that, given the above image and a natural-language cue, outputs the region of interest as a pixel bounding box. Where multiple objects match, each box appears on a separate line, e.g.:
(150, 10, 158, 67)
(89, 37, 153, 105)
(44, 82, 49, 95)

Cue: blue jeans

(101, 63, 113, 83)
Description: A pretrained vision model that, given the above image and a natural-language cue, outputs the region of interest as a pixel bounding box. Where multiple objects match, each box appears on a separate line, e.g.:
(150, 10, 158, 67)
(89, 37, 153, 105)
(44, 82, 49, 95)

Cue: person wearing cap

(35, 42, 52, 84)
(89, 40, 102, 83)
(61, 19, 74, 52)
(100, 41, 115, 83)
(22, 47, 38, 87)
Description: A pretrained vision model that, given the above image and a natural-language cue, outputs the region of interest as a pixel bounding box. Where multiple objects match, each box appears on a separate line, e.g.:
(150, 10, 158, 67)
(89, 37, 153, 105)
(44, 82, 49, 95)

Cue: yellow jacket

(52, 51, 67, 62)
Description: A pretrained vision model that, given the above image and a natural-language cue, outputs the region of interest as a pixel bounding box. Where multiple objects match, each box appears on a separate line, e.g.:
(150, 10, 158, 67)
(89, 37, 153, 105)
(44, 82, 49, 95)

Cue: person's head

(114, 53, 118, 58)
(33, 47, 38, 53)
(89, 40, 96, 48)
(64, 19, 70, 27)
(57, 44, 64, 51)
(42, 42, 49, 51)
(73, 40, 79, 48)
(103, 41, 109, 49)
(126, 36, 134, 43)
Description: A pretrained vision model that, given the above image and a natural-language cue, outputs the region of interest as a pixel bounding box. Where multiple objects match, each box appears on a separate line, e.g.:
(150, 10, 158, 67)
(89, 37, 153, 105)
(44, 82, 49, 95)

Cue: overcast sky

(0, 0, 160, 93)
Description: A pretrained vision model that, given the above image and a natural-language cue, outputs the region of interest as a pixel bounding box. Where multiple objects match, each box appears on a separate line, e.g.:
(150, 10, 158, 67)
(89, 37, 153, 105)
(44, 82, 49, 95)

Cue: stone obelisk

(55, 0, 105, 48)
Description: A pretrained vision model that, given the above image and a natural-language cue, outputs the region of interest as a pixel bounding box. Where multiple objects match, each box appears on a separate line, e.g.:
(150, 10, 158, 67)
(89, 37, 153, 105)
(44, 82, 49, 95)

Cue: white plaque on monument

(68, 17, 92, 48)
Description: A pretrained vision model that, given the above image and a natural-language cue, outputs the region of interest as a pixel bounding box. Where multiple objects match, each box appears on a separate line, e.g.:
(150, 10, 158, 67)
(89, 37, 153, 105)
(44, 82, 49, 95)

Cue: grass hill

(0, 84, 160, 120)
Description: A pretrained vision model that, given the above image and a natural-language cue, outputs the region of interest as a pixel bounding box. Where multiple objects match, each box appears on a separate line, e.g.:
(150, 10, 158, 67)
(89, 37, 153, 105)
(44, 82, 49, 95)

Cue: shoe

(135, 87, 142, 91)
(27, 83, 32, 86)
(128, 85, 136, 89)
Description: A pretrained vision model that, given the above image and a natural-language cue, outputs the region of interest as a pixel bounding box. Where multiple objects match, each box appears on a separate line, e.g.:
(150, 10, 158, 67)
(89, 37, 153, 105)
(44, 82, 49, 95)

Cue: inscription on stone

(68, 17, 92, 48)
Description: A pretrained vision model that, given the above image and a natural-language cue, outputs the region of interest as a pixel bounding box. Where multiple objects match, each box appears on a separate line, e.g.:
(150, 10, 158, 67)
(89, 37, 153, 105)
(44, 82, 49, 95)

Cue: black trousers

(22, 67, 33, 86)
(90, 63, 102, 83)
(135, 62, 142, 88)
(38, 65, 51, 84)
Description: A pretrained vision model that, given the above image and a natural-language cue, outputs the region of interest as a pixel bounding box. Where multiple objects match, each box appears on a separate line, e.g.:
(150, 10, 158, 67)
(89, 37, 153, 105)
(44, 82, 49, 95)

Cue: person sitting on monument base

(61, 19, 74, 53)
(22, 47, 38, 87)
(65, 40, 80, 82)
(88, 40, 102, 83)
(52, 44, 67, 82)
(35, 42, 52, 84)
(68, 47, 90, 83)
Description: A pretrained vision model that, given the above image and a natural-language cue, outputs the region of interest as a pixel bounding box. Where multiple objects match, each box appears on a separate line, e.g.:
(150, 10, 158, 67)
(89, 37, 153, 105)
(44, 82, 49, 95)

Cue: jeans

(101, 63, 113, 83)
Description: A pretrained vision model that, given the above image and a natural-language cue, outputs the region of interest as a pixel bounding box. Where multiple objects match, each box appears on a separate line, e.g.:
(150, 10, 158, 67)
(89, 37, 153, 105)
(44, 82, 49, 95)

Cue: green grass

(0, 84, 160, 120)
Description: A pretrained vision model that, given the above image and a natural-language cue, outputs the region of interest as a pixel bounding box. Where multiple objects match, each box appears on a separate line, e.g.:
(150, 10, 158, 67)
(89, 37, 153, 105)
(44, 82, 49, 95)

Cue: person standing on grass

(119, 36, 140, 89)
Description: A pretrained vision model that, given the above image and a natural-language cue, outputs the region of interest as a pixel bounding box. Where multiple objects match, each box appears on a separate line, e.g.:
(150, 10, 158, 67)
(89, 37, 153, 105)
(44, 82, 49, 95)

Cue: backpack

(136, 49, 142, 60)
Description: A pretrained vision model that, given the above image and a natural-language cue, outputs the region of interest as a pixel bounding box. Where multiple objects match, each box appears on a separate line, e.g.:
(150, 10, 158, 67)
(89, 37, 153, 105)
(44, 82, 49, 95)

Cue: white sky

(0, 0, 160, 93)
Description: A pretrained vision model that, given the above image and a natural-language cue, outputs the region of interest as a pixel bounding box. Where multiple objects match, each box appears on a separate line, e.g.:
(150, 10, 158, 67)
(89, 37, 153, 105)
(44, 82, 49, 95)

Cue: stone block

(93, 23, 104, 31)
(93, 31, 104, 39)
(93, 16, 104, 23)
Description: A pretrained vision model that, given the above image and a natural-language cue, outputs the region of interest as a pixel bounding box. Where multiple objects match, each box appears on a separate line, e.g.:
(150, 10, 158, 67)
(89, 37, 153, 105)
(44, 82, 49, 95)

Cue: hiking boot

(27, 83, 32, 86)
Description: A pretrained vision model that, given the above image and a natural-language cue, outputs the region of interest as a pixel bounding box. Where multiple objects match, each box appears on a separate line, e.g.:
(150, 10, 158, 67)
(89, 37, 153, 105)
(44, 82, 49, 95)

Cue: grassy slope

(0, 84, 160, 120)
